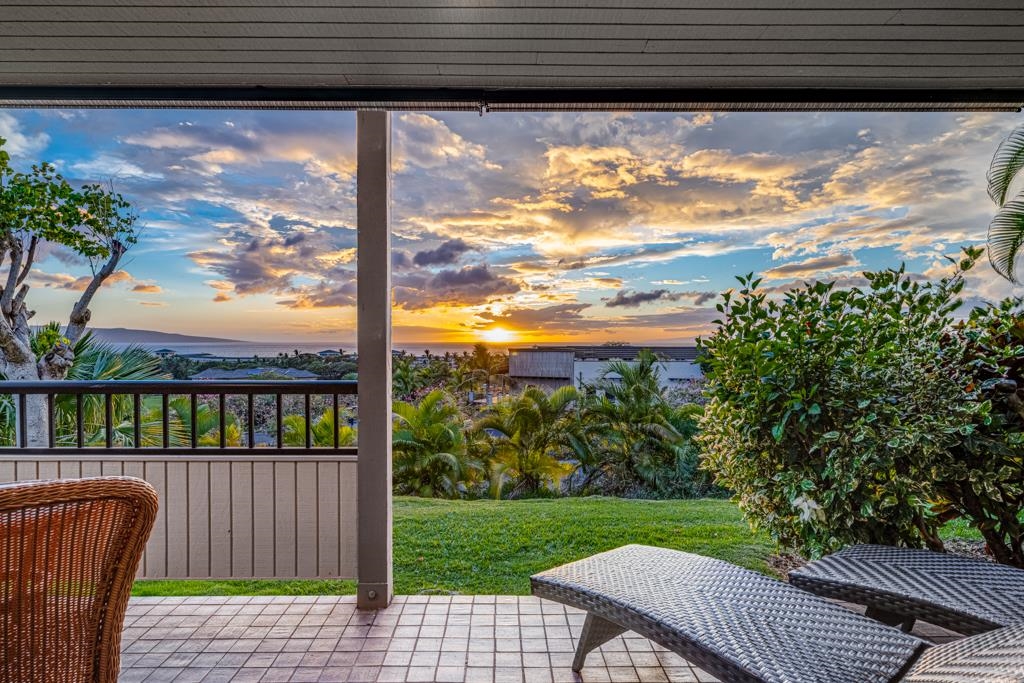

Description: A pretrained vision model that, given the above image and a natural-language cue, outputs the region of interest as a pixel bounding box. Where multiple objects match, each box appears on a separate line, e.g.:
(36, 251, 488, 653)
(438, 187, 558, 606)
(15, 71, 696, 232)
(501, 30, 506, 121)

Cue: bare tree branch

(0, 307, 30, 365)
(16, 235, 37, 287)
(65, 239, 126, 345)
(1, 238, 23, 317)
(37, 342, 74, 380)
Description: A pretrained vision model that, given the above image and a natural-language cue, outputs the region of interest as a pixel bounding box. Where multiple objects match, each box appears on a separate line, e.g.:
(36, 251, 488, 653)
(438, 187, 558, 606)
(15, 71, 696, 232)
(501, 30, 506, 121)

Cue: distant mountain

(84, 328, 245, 345)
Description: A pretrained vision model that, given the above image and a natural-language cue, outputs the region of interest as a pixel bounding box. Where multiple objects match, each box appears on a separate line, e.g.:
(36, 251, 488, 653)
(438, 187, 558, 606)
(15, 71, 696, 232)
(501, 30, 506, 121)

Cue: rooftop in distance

(508, 345, 700, 362)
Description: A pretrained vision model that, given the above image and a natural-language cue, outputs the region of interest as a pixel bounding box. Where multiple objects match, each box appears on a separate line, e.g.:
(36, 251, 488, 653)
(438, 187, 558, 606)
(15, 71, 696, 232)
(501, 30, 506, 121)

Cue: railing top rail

(0, 379, 358, 395)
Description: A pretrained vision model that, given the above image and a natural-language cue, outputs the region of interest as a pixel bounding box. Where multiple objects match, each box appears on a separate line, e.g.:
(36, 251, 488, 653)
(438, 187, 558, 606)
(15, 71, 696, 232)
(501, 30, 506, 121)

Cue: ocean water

(132, 342, 504, 358)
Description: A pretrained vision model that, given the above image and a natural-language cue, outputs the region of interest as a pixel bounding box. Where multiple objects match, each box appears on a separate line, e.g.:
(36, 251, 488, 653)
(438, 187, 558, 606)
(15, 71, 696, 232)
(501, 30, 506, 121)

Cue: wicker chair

(531, 545, 1024, 683)
(0, 476, 159, 683)
(789, 544, 1024, 635)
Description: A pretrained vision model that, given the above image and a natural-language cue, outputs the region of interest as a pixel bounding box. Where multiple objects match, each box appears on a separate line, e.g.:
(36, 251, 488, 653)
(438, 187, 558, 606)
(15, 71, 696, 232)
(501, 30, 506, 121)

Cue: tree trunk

(6, 359, 49, 448)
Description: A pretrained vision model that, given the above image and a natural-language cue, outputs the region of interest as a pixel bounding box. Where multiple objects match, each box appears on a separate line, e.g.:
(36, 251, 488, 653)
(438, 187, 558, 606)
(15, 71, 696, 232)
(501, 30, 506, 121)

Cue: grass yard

(133, 496, 773, 597)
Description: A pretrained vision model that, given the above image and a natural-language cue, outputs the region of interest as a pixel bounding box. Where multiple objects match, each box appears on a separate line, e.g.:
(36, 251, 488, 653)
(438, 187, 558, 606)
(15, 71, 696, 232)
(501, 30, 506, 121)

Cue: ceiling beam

(0, 86, 1020, 111)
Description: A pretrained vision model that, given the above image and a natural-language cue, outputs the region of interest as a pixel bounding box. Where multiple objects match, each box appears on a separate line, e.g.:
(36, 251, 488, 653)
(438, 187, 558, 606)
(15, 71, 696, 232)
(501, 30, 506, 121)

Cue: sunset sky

(1, 108, 1022, 347)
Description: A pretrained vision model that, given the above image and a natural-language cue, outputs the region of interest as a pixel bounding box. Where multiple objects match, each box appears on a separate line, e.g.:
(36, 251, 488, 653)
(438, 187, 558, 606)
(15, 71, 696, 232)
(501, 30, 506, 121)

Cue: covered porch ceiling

(1, 0, 1023, 111)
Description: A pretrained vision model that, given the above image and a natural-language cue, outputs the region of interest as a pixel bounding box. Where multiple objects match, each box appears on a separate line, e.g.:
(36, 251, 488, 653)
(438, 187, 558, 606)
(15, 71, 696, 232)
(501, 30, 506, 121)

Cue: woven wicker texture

(531, 544, 927, 683)
(902, 623, 1024, 682)
(0, 477, 159, 683)
(790, 545, 1024, 635)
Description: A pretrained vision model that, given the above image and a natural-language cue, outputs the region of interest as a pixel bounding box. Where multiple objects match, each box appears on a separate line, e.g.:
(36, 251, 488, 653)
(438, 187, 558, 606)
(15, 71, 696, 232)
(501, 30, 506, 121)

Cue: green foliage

(578, 350, 714, 498)
(388, 349, 712, 501)
(474, 386, 577, 497)
(987, 124, 1024, 281)
(698, 257, 984, 558)
(282, 409, 356, 448)
(0, 333, 169, 445)
(30, 322, 68, 358)
(0, 136, 138, 260)
(392, 390, 482, 498)
(938, 298, 1024, 565)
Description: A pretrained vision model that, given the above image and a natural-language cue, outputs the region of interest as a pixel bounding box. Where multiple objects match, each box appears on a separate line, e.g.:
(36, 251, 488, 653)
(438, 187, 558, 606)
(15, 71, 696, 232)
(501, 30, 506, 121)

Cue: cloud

(31, 269, 143, 292)
(395, 113, 500, 172)
(395, 264, 521, 310)
(277, 280, 357, 309)
(138, 301, 166, 307)
(189, 228, 356, 301)
(604, 289, 683, 308)
(70, 154, 164, 182)
(0, 112, 50, 159)
(131, 283, 162, 293)
(762, 253, 860, 280)
(475, 303, 593, 330)
(413, 238, 473, 267)
(22, 107, 1023, 345)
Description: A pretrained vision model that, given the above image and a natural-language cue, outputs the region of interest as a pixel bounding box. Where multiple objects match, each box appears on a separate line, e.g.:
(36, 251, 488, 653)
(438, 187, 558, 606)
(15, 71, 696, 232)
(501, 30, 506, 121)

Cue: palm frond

(987, 195, 1024, 282)
(987, 125, 1024, 206)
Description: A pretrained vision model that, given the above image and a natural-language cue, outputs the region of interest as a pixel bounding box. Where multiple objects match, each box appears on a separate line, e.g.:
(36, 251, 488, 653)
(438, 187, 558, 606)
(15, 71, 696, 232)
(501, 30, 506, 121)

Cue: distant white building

(508, 346, 702, 391)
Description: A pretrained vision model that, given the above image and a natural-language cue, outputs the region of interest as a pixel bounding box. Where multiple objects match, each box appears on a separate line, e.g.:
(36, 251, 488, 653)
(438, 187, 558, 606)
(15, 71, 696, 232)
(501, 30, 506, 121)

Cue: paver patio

(119, 594, 961, 682)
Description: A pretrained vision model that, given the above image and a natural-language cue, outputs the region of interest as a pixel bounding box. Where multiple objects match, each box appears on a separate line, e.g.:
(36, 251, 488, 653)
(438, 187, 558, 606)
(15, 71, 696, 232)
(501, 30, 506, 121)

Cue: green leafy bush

(698, 254, 990, 558)
(938, 299, 1024, 565)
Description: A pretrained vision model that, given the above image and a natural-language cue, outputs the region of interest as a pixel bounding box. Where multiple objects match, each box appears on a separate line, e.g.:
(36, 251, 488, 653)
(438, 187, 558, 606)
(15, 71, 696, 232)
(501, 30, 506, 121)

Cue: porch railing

(0, 379, 360, 579)
(0, 379, 358, 455)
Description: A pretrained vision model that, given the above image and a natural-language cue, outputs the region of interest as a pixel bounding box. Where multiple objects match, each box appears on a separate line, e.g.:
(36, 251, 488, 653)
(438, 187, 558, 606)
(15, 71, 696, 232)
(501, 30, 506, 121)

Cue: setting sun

(480, 327, 516, 344)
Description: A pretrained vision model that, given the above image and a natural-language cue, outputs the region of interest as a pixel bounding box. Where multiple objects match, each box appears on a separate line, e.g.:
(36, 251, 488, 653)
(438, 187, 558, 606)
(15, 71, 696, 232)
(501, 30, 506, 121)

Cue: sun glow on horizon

(479, 327, 517, 344)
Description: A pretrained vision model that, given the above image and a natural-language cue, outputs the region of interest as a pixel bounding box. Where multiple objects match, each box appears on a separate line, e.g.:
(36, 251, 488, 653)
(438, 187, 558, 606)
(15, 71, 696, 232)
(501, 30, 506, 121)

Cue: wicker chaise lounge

(0, 476, 159, 683)
(530, 545, 1024, 683)
(789, 544, 1024, 635)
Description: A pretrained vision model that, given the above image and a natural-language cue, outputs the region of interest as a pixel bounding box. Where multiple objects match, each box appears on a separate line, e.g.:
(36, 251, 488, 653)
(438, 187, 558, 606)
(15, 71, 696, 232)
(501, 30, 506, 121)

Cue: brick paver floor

(119, 595, 959, 682)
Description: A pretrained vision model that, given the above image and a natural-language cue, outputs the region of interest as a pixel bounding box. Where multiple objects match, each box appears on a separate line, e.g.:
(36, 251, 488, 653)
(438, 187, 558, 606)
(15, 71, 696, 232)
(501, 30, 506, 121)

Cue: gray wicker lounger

(790, 545, 1024, 636)
(530, 545, 1024, 683)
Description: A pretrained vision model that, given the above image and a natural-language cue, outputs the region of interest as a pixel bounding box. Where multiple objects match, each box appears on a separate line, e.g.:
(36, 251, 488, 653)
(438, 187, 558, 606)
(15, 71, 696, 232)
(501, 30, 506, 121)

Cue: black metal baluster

(276, 393, 283, 448)
(133, 393, 142, 448)
(76, 394, 84, 448)
(190, 393, 198, 449)
(46, 394, 55, 448)
(247, 393, 255, 448)
(18, 393, 27, 448)
(162, 394, 170, 448)
(219, 393, 227, 449)
(333, 392, 340, 449)
(304, 393, 311, 449)
(104, 393, 113, 448)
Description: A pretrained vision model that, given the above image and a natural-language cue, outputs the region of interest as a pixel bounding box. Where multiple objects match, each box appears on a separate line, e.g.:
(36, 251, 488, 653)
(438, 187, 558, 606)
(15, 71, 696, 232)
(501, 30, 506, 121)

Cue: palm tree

(281, 408, 357, 447)
(392, 355, 421, 400)
(163, 397, 241, 448)
(580, 349, 683, 496)
(466, 343, 508, 405)
(986, 124, 1024, 281)
(0, 330, 175, 446)
(474, 385, 577, 497)
(392, 389, 481, 498)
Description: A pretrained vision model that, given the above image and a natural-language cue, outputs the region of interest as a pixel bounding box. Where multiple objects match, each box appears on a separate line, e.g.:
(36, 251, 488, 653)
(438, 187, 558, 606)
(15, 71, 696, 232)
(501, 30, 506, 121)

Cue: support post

(356, 110, 393, 609)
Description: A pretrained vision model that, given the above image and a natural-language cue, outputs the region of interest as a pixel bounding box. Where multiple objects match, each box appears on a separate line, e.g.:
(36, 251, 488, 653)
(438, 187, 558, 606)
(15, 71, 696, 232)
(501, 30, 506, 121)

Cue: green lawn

(133, 496, 773, 597)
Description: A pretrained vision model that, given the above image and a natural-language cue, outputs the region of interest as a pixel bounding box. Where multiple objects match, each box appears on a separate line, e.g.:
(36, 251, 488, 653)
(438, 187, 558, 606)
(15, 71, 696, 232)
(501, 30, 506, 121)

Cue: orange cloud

(132, 283, 162, 293)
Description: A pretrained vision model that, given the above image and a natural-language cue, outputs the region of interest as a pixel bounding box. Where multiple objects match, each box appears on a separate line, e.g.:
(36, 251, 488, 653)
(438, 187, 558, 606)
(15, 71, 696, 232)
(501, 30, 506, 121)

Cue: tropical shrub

(698, 259, 985, 558)
(938, 299, 1024, 565)
(474, 386, 577, 497)
(0, 330, 171, 445)
(392, 389, 481, 498)
(578, 350, 710, 498)
(282, 408, 357, 448)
